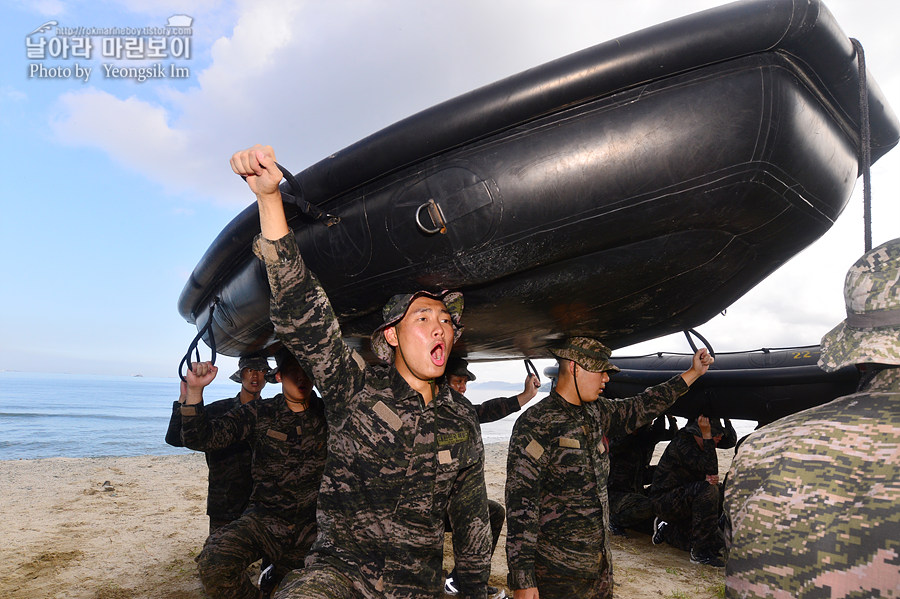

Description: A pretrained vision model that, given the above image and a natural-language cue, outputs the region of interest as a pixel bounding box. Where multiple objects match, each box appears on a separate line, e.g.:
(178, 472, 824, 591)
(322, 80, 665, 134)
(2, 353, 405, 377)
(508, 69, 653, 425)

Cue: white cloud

(42, 0, 900, 352)
(106, 0, 222, 17)
(50, 89, 199, 192)
(49, 1, 743, 207)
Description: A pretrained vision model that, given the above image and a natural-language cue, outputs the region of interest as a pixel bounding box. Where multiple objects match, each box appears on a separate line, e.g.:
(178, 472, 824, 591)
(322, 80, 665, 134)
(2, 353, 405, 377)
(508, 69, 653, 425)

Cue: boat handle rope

(241, 162, 341, 227)
(850, 38, 873, 253)
(683, 328, 715, 359)
(524, 358, 541, 386)
(179, 299, 219, 382)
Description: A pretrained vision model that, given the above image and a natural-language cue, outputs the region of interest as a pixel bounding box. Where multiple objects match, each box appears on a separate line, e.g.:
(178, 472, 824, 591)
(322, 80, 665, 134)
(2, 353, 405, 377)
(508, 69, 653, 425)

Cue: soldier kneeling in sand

(181, 350, 327, 599)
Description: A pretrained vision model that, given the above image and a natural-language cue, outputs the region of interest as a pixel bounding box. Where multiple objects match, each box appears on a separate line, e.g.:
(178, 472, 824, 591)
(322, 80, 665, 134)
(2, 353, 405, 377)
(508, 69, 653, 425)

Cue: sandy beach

(0, 443, 731, 599)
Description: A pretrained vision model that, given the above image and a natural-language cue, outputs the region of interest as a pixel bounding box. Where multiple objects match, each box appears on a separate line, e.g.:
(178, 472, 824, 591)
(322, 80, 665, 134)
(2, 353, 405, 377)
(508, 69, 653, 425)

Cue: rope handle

(850, 38, 873, 253)
(524, 358, 541, 387)
(240, 161, 341, 227)
(683, 328, 715, 359)
(179, 299, 219, 382)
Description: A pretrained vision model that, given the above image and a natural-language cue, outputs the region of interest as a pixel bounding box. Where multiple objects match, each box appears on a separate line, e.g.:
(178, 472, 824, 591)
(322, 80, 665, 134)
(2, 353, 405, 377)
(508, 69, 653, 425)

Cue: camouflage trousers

(446, 498, 506, 555)
(275, 565, 364, 599)
(534, 561, 612, 599)
(210, 516, 239, 535)
(197, 510, 316, 599)
(608, 490, 654, 533)
(652, 481, 723, 553)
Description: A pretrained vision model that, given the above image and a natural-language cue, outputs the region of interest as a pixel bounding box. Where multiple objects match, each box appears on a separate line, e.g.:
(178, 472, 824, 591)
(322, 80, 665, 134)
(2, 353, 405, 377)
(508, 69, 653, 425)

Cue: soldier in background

(649, 414, 729, 566)
(724, 237, 900, 597)
(181, 350, 328, 599)
(505, 336, 713, 599)
(443, 356, 541, 599)
(233, 144, 492, 599)
(165, 354, 268, 533)
(606, 414, 678, 536)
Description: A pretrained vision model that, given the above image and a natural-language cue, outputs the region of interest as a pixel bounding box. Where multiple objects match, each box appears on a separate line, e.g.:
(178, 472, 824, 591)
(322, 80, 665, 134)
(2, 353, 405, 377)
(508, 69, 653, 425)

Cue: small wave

(0, 412, 168, 422)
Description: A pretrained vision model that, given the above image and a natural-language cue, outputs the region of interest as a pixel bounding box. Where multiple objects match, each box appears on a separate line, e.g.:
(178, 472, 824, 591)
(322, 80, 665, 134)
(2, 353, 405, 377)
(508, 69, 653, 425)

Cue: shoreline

(1, 444, 729, 598)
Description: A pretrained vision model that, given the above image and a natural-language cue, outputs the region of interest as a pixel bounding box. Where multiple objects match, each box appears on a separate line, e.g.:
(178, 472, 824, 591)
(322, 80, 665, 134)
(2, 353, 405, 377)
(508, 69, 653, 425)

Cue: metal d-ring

(415, 199, 447, 235)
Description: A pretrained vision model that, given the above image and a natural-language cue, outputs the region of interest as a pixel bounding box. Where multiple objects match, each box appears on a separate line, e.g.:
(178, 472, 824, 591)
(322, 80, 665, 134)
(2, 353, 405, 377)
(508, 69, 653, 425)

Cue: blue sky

(2, 0, 899, 380)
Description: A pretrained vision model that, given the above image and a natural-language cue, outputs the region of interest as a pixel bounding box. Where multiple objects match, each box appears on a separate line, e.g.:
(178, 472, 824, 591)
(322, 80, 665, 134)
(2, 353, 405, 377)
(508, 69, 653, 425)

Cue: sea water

(0, 372, 529, 459)
(0, 372, 755, 460)
(0, 371, 242, 460)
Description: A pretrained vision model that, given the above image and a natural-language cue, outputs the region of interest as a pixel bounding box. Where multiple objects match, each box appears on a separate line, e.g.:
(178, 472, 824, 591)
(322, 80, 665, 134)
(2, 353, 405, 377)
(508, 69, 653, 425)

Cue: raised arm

(473, 374, 541, 423)
(230, 144, 288, 241)
(164, 380, 188, 447)
(180, 361, 253, 451)
(236, 144, 366, 409)
(680, 348, 714, 386)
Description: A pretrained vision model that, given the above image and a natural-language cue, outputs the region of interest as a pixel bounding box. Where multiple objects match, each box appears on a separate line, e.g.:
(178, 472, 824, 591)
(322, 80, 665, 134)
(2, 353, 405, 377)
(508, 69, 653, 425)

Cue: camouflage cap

(819, 237, 900, 372)
(370, 290, 464, 363)
(549, 336, 621, 373)
(229, 354, 271, 383)
(446, 356, 476, 381)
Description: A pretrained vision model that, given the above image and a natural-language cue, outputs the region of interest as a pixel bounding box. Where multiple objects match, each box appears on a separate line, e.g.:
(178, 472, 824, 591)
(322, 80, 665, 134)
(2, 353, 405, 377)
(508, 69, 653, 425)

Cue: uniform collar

(388, 367, 450, 410)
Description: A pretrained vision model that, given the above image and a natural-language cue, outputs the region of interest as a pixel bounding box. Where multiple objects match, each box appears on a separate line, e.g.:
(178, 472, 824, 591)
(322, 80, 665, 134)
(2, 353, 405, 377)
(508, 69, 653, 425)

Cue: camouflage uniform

(445, 393, 522, 572)
(165, 393, 253, 532)
(181, 393, 328, 599)
(607, 415, 676, 532)
(649, 427, 723, 554)
(724, 237, 900, 598)
(505, 375, 688, 598)
(253, 232, 491, 599)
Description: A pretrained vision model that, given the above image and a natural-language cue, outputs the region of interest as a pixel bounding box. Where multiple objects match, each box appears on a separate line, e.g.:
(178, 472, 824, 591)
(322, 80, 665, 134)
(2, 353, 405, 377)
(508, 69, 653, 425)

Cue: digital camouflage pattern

(165, 393, 253, 525)
(253, 232, 491, 599)
(819, 237, 900, 372)
(650, 428, 723, 554)
(724, 368, 900, 598)
(181, 394, 328, 599)
(504, 376, 688, 598)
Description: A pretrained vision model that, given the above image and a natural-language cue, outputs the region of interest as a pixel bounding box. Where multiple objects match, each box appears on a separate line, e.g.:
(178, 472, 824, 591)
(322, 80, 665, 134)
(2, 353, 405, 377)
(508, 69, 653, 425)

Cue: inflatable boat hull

(178, 0, 899, 363)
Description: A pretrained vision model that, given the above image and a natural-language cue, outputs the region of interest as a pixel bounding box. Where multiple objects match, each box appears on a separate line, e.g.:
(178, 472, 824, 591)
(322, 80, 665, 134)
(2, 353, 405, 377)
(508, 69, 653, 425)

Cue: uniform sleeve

(253, 231, 366, 408)
(699, 437, 719, 475)
(447, 456, 491, 599)
(600, 375, 688, 436)
(181, 401, 255, 452)
(505, 420, 545, 590)
(718, 419, 738, 450)
(474, 395, 521, 424)
(164, 401, 184, 447)
(651, 434, 717, 497)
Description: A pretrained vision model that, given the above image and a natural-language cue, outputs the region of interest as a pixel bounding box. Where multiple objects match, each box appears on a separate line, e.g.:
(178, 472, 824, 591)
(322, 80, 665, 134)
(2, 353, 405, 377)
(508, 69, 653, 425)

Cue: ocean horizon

(0, 371, 756, 460)
(0, 371, 542, 460)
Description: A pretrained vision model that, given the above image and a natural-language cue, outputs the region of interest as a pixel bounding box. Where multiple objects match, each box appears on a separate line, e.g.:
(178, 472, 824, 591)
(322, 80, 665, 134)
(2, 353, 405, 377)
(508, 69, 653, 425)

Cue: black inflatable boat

(598, 345, 860, 425)
(178, 0, 899, 363)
